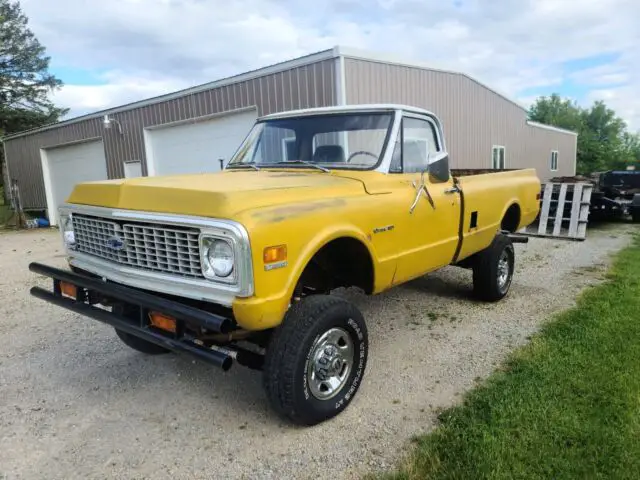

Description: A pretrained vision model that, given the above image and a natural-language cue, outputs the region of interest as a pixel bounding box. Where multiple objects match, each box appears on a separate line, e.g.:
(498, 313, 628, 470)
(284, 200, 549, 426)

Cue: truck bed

(451, 168, 518, 177)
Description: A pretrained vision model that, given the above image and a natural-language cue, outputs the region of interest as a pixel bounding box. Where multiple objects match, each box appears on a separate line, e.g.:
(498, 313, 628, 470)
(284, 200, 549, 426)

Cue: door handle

(444, 186, 460, 195)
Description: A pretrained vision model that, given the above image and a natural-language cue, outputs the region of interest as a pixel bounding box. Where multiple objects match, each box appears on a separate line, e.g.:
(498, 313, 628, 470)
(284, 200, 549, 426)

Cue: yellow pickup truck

(29, 104, 540, 425)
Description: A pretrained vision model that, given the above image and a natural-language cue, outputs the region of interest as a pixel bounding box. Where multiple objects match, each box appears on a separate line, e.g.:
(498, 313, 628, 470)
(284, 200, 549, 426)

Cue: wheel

(115, 329, 171, 355)
(263, 295, 368, 425)
(632, 209, 640, 223)
(472, 234, 515, 302)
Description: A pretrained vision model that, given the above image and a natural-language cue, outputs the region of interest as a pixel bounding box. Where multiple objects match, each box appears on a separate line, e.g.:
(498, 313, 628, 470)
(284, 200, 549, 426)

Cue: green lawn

(384, 235, 640, 480)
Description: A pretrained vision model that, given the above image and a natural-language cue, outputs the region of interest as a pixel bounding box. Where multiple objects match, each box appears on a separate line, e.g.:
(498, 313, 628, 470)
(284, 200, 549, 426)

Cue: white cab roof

(259, 104, 438, 121)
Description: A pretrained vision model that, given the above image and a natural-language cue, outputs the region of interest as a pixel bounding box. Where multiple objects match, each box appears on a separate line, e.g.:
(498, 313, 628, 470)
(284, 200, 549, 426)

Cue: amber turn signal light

(59, 281, 77, 299)
(149, 311, 177, 333)
(263, 245, 287, 264)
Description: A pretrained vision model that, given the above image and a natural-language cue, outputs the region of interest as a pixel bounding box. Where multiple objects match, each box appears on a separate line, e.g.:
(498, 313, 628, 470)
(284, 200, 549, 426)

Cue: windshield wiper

(226, 162, 260, 171)
(275, 160, 330, 173)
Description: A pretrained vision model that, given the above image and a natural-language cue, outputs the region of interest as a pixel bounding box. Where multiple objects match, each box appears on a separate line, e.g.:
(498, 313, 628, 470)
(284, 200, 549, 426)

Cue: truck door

(390, 115, 461, 285)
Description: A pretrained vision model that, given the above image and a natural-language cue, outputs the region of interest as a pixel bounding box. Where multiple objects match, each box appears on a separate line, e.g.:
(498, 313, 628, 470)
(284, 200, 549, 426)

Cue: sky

(20, 0, 640, 130)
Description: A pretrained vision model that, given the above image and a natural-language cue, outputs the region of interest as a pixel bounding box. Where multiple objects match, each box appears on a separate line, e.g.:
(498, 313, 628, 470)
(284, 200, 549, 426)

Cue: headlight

(201, 237, 234, 279)
(59, 212, 76, 249)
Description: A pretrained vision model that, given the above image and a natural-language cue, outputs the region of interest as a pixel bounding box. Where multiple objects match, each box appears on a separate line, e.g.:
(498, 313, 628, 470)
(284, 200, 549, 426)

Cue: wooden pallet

(521, 182, 593, 240)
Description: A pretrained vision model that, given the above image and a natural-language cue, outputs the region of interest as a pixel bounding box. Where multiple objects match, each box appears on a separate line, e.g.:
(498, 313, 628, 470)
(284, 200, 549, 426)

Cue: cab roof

(259, 104, 438, 121)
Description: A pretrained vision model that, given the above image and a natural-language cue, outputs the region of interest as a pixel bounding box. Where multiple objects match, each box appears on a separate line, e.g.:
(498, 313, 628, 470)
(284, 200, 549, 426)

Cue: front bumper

(29, 262, 238, 370)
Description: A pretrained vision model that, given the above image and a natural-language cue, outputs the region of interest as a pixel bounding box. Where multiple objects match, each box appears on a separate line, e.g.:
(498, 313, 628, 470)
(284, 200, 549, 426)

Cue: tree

(620, 131, 640, 169)
(528, 93, 583, 133)
(0, 0, 68, 199)
(529, 94, 634, 175)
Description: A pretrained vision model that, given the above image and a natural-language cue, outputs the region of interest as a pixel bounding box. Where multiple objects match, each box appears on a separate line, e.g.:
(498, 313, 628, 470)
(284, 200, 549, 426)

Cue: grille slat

(72, 215, 203, 278)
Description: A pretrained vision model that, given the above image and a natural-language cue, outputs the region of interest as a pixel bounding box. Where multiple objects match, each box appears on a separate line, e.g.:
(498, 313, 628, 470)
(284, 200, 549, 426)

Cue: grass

(383, 235, 640, 480)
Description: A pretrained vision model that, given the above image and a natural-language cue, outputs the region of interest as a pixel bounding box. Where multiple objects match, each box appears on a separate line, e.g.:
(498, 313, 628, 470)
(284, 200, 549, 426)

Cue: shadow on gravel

(31, 329, 274, 423)
(401, 275, 476, 301)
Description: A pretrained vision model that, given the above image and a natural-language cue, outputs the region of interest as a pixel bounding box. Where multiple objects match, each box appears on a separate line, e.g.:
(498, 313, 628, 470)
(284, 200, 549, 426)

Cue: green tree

(619, 131, 640, 169)
(529, 94, 634, 175)
(0, 0, 68, 198)
(528, 93, 583, 132)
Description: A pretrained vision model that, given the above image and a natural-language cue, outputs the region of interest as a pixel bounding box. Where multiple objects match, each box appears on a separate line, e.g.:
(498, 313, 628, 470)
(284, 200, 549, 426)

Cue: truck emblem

(373, 225, 394, 234)
(105, 236, 126, 251)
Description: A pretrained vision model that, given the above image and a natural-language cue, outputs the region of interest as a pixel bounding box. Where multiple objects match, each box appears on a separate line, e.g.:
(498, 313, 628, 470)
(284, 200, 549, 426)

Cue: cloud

(50, 72, 190, 113)
(19, 0, 640, 129)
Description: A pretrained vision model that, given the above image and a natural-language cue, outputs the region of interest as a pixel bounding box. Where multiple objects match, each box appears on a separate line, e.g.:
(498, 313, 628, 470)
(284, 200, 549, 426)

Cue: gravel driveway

(0, 224, 634, 479)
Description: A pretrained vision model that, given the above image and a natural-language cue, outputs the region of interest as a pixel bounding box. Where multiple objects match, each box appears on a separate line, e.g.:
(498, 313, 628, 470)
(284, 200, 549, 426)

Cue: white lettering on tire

(303, 333, 321, 401)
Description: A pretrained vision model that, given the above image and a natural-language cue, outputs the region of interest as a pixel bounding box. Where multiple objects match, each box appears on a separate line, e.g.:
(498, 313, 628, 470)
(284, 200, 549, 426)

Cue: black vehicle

(591, 169, 640, 222)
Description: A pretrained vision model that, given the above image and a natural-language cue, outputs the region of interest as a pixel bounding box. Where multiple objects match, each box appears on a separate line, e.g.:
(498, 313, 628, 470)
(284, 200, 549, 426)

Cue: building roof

(1, 45, 577, 141)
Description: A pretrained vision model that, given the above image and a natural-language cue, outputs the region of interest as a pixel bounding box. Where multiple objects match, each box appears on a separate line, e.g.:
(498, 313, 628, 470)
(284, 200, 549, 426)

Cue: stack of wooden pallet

(521, 182, 593, 241)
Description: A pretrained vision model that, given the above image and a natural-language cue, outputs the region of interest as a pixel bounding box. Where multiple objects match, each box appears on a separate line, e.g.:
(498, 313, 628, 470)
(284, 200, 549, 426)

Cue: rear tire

(472, 234, 515, 302)
(632, 209, 640, 223)
(263, 295, 368, 425)
(115, 329, 171, 355)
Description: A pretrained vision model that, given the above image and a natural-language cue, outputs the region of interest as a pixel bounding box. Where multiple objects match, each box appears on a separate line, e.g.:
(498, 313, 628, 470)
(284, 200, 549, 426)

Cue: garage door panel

(147, 110, 257, 176)
(44, 140, 108, 224)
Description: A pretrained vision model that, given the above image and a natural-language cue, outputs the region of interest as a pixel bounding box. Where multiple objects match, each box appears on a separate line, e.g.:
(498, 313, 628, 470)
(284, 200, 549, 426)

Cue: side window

(402, 118, 439, 173)
(550, 150, 558, 171)
(492, 146, 505, 169)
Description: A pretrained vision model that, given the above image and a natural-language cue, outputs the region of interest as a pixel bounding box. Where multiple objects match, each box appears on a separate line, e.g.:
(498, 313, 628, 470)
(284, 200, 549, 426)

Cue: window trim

(550, 150, 559, 172)
(492, 145, 506, 169)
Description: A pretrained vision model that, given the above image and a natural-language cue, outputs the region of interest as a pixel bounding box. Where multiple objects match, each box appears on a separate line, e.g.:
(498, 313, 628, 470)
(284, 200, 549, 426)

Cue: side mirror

(427, 151, 450, 183)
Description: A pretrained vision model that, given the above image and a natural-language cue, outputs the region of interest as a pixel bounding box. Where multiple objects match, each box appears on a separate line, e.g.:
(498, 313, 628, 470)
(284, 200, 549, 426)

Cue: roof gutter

(526, 120, 578, 136)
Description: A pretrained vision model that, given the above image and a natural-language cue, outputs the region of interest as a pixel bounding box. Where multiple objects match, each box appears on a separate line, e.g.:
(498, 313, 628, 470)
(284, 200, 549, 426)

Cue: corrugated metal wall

(4, 59, 337, 209)
(343, 58, 576, 181)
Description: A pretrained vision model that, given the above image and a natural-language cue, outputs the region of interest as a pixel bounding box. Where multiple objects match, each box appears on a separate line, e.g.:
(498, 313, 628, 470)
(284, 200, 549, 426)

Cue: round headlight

(206, 239, 234, 277)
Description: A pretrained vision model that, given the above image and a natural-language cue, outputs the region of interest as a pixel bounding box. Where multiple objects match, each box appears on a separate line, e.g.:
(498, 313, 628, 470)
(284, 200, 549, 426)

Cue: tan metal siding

(5, 59, 336, 209)
(344, 58, 576, 181)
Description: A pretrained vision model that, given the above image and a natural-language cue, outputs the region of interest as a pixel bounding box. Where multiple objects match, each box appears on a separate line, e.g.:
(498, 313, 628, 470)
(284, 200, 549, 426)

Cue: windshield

(228, 113, 393, 170)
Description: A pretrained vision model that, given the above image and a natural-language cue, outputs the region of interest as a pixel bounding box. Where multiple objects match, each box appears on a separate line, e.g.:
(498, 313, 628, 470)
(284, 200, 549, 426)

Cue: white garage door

(42, 140, 108, 225)
(145, 109, 257, 176)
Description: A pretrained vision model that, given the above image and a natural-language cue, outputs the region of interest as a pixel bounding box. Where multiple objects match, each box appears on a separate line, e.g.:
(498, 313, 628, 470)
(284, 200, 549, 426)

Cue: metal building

(2, 46, 577, 225)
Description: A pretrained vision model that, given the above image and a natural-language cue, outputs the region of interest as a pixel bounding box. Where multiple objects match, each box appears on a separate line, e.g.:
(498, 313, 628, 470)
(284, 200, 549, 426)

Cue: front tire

(263, 295, 368, 425)
(472, 234, 515, 302)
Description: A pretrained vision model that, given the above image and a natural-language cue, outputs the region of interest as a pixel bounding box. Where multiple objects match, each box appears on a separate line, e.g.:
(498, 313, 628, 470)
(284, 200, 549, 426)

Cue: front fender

(232, 222, 378, 331)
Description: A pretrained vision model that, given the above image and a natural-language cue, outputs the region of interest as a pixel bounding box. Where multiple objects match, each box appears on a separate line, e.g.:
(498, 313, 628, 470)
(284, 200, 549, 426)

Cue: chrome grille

(72, 214, 203, 278)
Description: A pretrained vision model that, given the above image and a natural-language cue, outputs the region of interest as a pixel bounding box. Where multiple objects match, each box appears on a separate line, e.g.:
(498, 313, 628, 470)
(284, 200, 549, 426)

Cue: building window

(123, 160, 142, 178)
(550, 150, 559, 171)
(492, 146, 505, 169)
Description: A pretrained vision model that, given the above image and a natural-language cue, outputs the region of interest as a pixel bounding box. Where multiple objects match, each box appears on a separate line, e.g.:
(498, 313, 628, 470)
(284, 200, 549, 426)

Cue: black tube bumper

(29, 262, 235, 370)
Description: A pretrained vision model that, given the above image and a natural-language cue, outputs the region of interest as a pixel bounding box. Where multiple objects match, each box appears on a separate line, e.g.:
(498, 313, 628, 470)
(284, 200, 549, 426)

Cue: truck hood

(67, 170, 371, 219)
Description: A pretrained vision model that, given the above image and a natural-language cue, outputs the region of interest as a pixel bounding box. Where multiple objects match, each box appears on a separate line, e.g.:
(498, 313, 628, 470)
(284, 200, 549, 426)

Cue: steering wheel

(347, 151, 378, 163)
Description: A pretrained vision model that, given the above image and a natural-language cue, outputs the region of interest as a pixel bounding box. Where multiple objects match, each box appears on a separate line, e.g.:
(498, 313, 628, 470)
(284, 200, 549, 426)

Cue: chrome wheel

(307, 327, 354, 400)
(497, 249, 512, 292)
